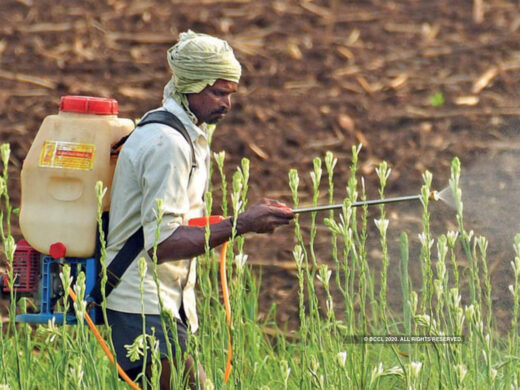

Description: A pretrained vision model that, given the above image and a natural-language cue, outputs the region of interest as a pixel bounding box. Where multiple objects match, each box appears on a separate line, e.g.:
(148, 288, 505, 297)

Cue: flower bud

(410, 361, 422, 378)
(337, 351, 347, 368)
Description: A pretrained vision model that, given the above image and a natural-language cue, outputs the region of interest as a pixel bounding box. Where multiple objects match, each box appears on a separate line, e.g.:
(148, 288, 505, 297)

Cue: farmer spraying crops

(104, 30, 294, 389)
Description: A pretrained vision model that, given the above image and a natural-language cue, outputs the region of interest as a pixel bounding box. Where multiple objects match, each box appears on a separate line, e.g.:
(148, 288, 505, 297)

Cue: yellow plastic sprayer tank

(19, 96, 134, 258)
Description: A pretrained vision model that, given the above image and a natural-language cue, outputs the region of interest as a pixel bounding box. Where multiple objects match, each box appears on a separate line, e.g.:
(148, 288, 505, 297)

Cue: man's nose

(221, 95, 231, 111)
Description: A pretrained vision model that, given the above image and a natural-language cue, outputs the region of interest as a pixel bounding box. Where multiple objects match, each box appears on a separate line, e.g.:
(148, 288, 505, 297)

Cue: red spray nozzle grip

(188, 215, 225, 227)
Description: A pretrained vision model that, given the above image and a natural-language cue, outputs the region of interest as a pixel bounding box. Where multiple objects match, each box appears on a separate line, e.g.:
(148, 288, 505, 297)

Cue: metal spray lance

(291, 191, 440, 214)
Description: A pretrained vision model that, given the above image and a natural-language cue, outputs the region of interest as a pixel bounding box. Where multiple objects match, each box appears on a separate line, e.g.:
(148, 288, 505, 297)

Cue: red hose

(219, 241, 232, 383)
(68, 287, 142, 390)
(189, 216, 233, 382)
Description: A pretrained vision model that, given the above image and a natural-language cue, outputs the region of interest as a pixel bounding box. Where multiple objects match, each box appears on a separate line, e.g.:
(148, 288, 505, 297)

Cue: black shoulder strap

(89, 226, 144, 305)
(111, 110, 197, 170)
(89, 111, 196, 305)
(137, 110, 197, 170)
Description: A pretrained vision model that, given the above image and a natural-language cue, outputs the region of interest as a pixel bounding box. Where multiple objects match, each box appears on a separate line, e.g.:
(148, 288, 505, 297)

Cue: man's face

(187, 79, 238, 125)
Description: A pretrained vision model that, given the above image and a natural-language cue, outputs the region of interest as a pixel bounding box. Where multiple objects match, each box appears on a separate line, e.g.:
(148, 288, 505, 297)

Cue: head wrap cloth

(163, 30, 242, 124)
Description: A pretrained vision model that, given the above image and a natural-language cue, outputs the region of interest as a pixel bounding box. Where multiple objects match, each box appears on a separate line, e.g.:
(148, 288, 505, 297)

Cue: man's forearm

(149, 199, 294, 263)
(150, 218, 238, 262)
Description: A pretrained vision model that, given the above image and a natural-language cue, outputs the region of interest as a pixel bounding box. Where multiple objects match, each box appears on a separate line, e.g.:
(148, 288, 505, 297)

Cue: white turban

(163, 30, 242, 123)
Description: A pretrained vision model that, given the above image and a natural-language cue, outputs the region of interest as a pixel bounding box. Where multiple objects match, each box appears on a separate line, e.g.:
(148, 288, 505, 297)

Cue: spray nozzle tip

(429, 191, 440, 201)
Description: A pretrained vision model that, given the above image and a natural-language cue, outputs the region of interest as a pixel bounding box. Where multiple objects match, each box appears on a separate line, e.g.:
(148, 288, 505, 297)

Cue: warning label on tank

(39, 141, 95, 170)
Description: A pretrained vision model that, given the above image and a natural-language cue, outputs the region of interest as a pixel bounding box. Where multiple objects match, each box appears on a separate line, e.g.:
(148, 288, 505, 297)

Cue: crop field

(1, 142, 519, 389)
(3, 0, 520, 389)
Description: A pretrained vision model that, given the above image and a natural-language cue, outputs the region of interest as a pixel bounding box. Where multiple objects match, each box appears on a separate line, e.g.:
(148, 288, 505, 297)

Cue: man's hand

(236, 198, 295, 234)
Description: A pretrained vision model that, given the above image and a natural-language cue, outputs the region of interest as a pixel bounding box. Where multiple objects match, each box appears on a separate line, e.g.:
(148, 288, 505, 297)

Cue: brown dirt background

(2, 0, 520, 333)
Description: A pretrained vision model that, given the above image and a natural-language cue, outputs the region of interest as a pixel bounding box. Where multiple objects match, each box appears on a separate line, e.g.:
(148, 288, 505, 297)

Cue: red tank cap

(59, 96, 119, 115)
(49, 242, 67, 259)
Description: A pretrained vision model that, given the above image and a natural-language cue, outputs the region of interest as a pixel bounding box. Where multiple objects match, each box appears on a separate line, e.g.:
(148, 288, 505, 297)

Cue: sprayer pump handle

(188, 215, 225, 227)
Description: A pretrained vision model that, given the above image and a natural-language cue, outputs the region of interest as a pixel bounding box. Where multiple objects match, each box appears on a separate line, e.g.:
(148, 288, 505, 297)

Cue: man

(105, 30, 294, 389)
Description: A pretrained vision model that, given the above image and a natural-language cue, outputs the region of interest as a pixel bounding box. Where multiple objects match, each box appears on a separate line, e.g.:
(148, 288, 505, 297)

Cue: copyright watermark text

(346, 335, 464, 344)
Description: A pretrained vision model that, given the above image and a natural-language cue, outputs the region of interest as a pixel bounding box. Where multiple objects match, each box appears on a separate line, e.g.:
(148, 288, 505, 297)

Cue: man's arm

(150, 199, 294, 263)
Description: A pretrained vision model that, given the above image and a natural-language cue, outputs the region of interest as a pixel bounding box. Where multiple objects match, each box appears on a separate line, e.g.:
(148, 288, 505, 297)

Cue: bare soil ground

(2, 0, 520, 332)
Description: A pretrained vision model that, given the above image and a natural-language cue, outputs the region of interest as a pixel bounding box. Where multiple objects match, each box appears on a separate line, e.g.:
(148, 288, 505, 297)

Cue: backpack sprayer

(1, 95, 440, 389)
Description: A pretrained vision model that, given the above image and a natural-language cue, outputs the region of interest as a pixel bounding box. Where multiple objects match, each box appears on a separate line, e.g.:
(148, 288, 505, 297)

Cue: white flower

(292, 245, 304, 268)
(375, 163, 391, 182)
(324, 218, 342, 235)
(387, 366, 404, 376)
(37, 317, 60, 344)
(59, 265, 73, 292)
(4, 236, 15, 262)
(410, 361, 422, 378)
(95, 181, 108, 200)
(419, 233, 434, 249)
(73, 279, 87, 323)
(69, 359, 84, 385)
(213, 151, 226, 165)
(465, 305, 475, 320)
(230, 193, 243, 212)
(454, 364, 467, 383)
(477, 236, 488, 253)
(450, 288, 461, 308)
(509, 284, 515, 296)
(418, 232, 434, 249)
(47, 317, 57, 330)
(317, 266, 332, 286)
(203, 378, 215, 390)
(374, 218, 389, 235)
(325, 151, 337, 173)
(370, 362, 384, 386)
(125, 334, 147, 362)
(235, 253, 248, 269)
(326, 298, 334, 316)
(280, 359, 291, 384)
(289, 169, 300, 192)
(447, 231, 459, 247)
(414, 314, 431, 328)
(455, 307, 465, 330)
(337, 352, 347, 368)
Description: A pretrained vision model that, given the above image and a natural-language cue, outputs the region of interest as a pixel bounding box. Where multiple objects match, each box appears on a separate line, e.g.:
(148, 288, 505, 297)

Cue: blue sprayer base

(15, 256, 101, 325)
